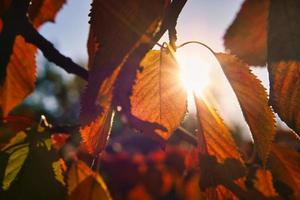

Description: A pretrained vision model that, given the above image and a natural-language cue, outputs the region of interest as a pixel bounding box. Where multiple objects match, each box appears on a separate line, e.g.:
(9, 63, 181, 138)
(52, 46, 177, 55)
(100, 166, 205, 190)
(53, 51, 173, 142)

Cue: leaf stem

(177, 41, 216, 55)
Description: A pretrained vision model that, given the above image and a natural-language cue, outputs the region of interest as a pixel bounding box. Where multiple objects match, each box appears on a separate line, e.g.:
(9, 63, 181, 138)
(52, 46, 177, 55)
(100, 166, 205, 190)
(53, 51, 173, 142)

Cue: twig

(21, 20, 89, 80)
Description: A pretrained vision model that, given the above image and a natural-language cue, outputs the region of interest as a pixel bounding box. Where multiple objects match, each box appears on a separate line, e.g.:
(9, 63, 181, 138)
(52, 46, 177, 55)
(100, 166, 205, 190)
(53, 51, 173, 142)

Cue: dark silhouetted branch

(21, 20, 88, 80)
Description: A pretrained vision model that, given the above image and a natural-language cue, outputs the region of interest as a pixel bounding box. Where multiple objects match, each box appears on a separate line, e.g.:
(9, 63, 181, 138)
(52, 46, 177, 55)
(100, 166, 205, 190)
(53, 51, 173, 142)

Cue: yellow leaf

(2, 143, 29, 190)
(2, 131, 27, 152)
(52, 159, 66, 186)
(215, 53, 275, 165)
(131, 49, 187, 139)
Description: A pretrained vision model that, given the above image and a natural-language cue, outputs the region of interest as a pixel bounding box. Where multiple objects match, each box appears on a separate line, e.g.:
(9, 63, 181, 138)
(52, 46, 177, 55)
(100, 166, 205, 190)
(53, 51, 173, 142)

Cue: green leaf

(2, 144, 29, 190)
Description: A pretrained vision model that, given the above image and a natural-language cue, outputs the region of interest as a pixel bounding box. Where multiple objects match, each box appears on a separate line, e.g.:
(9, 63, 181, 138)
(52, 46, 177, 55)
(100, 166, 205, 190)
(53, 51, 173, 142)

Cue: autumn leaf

(0, 36, 36, 116)
(269, 144, 300, 199)
(80, 65, 120, 155)
(194, 96, 244, 199)
(81, 0, 168, 125)
(68, 160, 112, 200)
(130, 49, 187, 139)
(253, 169, 278, 198)
(80, 107, 115, 154)
(0, 0, 67, 116)
(224, 0, 269, 66)
(215, 53, 275, 164)
(195, 96, 242, 162)
(268, 0, 300, 135)
(28, 0, 67, 27)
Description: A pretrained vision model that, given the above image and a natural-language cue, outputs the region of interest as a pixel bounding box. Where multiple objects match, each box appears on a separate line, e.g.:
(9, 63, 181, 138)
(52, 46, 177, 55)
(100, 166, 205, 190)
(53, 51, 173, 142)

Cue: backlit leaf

(253, 169, 278, 198)
(0, 36, 36, 116)
(224, 0, 269, 66)
(130, 49, 187, 139)
(269, 144, 300, 199)
(195, 96, 242, 162)
(28, 0, 67, 27)
(215, 53, 275, 164)
(68, 160, 112, 200)
(0, 0, 67, 116)
(81, 0, 168, 124)
(80, 107, 115, 154)
(268, 0, 300, 134)
(194, 96, 244, 200)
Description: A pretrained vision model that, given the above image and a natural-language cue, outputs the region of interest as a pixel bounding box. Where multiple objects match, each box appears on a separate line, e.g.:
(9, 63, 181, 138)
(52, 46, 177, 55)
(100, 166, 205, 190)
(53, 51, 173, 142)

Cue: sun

(176, 52, 211, 97)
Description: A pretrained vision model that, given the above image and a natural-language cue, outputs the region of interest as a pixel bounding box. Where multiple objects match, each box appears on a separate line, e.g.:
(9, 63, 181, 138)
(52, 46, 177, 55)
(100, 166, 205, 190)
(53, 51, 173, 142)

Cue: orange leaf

(194, 96, 244, 200)
(80, 107, 115, 155)
(130, 49, 187, 139)
(224, 0, 269, 66)
(0, 36, 36, 116)
(28, 0, 67, 27)
(0, 0, 66, 116)
(268, 0, 300, 135)
(81, 0, 168, 124)
(68, 160, 112, 200)
(253, 169, 278, 197)
(269, 144, 300, 199)
(215, 53, 275, 165)
(195, 96, 242, 162)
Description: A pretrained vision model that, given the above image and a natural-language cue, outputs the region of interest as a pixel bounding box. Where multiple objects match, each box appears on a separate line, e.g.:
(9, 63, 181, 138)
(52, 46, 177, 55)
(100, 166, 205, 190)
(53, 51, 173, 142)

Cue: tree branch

(20, 20, 89, 81)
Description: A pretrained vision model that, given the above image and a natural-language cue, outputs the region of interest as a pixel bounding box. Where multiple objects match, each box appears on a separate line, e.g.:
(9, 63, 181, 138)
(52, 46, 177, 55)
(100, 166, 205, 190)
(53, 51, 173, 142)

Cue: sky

(36, 0, 274, 140)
